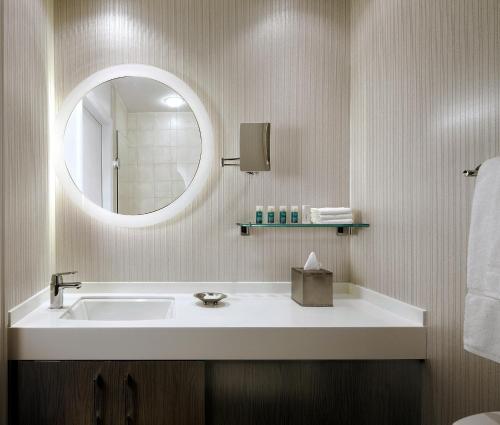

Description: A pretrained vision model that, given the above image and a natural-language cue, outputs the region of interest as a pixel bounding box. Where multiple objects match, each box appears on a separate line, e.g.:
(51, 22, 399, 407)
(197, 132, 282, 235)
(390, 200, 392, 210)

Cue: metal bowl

(194, 292, 227, 306)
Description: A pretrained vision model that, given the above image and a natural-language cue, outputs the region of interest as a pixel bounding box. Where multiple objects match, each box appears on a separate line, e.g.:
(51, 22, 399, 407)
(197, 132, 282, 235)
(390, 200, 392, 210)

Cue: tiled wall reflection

(118, 112, 201, 214)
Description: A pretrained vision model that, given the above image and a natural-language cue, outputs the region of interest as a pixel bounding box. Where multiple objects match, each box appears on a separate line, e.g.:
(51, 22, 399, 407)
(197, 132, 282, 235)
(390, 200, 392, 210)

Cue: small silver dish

(194, 292, 227, 306)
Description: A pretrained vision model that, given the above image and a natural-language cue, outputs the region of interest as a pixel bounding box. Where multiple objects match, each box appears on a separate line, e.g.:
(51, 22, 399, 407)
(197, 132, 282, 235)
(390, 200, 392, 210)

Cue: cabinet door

(121, 361, 205, 425)
(9, 361, 108, 425)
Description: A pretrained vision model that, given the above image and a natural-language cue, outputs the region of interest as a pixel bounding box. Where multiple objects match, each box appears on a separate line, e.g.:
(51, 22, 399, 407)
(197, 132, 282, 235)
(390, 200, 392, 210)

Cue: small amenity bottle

(279, 206, 287, 224)
(267, 206, 275, 224)
(291, 206, 299, 223)
(256, 206, 263, 224)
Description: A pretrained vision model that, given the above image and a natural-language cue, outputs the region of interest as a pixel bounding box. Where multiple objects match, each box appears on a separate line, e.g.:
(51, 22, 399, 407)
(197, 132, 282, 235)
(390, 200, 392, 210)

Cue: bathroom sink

(60, 297, 174, 321)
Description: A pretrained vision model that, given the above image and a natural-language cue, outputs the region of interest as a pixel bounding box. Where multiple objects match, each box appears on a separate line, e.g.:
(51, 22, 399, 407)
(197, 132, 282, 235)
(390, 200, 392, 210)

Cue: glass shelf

(236, 222, 370, 236)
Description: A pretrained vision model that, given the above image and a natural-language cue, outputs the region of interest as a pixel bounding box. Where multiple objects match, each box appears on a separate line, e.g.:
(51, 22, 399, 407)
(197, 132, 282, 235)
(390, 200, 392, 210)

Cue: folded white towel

(464, 157, 500, 363)
(311, 218, 353, 224)
(311, 213, 353, 220)
(311, 207, 352, 215)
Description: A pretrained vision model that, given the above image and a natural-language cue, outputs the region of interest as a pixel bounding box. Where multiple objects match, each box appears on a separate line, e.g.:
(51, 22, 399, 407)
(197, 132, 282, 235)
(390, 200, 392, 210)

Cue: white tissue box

(291, 267, 333, 307)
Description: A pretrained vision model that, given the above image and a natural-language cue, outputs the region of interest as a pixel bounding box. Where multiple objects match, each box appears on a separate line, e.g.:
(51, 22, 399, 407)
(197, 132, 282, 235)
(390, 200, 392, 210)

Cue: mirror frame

(54, 64, 214, 227)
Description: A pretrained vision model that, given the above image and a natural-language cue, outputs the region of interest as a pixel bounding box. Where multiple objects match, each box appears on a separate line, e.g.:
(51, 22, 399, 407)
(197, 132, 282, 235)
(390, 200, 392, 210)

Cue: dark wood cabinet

(9, 360, 422, 425)
(9, 361, 99, 425)
(206, 361, 423, 425)
(121, 361, 205, 425)
(9, 361, 205, 425)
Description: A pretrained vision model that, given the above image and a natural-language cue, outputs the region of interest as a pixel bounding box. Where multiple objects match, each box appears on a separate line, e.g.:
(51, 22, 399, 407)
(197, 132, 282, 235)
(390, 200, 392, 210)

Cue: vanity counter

(9, 282, 426, 360)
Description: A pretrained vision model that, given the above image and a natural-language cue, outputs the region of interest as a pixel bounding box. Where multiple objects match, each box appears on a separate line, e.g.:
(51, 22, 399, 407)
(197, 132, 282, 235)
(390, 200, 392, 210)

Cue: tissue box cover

(291, 267, 333, 307)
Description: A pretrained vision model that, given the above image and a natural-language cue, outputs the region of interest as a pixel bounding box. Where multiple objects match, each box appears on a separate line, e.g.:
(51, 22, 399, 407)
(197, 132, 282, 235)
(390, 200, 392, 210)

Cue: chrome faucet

(50, 271, 82, 309)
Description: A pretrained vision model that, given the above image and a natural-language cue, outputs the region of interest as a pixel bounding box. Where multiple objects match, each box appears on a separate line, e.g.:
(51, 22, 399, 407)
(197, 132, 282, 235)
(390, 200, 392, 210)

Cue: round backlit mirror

(54, 65, 214, 227)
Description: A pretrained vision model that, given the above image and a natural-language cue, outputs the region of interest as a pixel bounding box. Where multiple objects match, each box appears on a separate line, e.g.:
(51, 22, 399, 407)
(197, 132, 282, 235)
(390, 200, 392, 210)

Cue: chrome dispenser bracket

(221, 157, 240, 167)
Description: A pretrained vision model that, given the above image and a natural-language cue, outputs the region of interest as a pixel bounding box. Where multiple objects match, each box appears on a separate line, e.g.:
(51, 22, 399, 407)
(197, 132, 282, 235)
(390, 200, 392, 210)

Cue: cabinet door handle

(93, 374, 104, 425)
(124, 374, 135, 424)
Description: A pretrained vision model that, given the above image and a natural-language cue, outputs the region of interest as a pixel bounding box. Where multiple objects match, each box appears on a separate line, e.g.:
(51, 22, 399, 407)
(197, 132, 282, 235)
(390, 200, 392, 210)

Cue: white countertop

(9, 282, 426, 360)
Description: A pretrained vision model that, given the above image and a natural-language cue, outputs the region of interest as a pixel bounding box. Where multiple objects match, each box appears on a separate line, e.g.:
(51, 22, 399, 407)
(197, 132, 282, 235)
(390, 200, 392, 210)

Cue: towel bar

(463, 164, 481, 177)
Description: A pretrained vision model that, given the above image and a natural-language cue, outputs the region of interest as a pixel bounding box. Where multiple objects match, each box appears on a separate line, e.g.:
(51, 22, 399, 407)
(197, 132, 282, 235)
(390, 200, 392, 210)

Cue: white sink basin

(60, 297, 175, 321)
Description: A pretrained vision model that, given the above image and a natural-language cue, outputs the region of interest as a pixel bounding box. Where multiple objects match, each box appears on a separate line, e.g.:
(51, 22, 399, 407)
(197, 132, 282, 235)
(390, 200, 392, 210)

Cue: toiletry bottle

(291, 206, 299, 223)
(256, 206, 263, 224)
(279, 206, 287, 224)
(302, 205, 311, 224)
(267, 206, 275, 224)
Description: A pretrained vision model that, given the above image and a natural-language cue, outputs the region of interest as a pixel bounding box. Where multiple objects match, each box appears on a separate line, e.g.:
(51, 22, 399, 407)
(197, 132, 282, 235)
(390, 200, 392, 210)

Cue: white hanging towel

(464, 157, 500, 363)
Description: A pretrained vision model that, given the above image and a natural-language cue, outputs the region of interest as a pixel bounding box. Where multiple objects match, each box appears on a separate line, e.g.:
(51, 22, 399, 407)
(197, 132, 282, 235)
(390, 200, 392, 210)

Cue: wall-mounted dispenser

(221, 123, 271, 173)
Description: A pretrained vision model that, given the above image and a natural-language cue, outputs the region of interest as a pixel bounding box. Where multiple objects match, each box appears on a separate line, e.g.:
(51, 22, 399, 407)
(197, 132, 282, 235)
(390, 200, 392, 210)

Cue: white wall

(2, 0, 54, 423)
(4, 0, 52, 307)
(350, 0, 500, 423)
(0, 0, 4, 421)
(54, 0, 351, 282)
(5, 1, 500, 424)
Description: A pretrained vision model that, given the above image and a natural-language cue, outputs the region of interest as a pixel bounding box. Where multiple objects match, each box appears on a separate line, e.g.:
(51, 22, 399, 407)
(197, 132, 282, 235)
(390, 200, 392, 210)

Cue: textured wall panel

(53, 0, 351, 282)
(3, 0, 52, 308)
(2, 0, 52, 422)
(0, 0, 5, 421)
(350, 0, 500, 423)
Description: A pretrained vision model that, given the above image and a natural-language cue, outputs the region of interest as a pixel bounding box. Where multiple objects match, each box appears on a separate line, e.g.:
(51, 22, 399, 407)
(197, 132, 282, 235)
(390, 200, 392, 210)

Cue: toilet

(454, 413, 500, 425)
